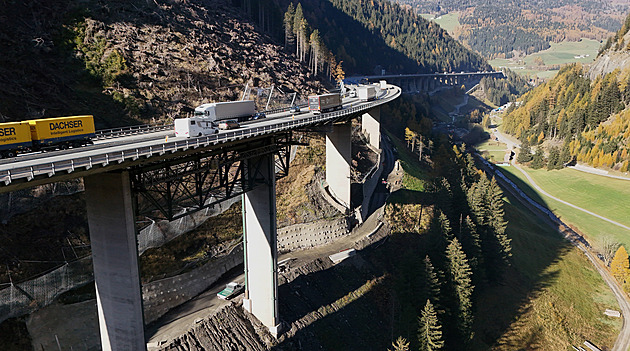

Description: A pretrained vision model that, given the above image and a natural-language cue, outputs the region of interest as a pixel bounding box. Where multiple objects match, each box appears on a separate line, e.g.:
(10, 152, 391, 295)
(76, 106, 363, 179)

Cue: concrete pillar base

(242, 298, 252, 313)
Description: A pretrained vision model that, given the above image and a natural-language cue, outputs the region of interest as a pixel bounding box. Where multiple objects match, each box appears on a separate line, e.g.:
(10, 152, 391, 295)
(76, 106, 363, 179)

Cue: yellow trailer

(28, 115, 95, 148)
(0, 121, 32, 157)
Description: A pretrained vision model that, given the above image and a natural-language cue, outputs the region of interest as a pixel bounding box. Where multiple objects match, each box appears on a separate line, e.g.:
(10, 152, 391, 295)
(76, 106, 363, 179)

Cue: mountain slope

(0, 0, 326, 127)
(502, 12, 630, 171)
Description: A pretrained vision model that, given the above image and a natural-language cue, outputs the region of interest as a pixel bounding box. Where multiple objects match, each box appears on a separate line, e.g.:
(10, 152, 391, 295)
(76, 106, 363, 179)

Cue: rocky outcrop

(588, 30, 630, 80)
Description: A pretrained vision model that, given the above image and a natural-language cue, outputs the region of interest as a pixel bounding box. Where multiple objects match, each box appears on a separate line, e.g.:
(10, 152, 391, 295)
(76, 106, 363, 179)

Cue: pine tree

(446, 238, 474, 341)
(283, 3, 295, 50)
(531, 148, 546, 169)
(423, 256, 441, 305)
(517, 140, 533, 163)
(547, 146, 561, 170)
(418, 300, 444, 351)
(610, 246, 630, 287)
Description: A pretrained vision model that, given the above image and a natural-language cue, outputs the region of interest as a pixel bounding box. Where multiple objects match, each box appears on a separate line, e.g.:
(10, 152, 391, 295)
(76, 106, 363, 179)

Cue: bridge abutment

(326, 121, 352, 209)
(242, 154, 281, 336)
(84, 171, 146, 351)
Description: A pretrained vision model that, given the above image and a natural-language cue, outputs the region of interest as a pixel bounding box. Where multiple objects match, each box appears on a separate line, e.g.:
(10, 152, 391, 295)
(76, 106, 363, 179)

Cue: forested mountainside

(479, 69, 531, 106)
(394, 0, 629, 58)
(277, 0, 491, 75)
(0, 0, 327, 127)
(503, 13, 630, 171)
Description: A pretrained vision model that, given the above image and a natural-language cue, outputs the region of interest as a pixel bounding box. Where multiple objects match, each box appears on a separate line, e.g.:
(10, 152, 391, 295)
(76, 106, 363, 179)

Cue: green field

(420, 12, 460, 34)
(490, 39, 601, 79)
(497, 166, 630, 251)
(473, 190, 620, 349)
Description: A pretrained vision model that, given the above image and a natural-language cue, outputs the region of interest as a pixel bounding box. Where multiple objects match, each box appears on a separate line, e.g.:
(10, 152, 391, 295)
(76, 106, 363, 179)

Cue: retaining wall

(142, 245, 243, 324)
(277, 217, 350, 252)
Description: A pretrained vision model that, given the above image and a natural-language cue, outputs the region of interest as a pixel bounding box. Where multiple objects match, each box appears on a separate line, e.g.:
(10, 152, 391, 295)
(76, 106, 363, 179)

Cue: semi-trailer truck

(357, 86, 377, 102)
(194, 100, 256, 122)
(0, 115, 96, 158)
(308, 93, 342, 113)
(176, 100, 256, 138)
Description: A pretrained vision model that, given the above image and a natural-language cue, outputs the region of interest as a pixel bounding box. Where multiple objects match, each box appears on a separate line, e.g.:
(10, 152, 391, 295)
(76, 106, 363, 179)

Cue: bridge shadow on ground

(272, 158, 598, 349)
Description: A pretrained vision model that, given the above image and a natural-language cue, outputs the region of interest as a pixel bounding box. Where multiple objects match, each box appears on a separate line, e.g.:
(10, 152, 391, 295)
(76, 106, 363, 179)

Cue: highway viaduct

(0, 84, 401, 350)
(350, 71, 506, 93)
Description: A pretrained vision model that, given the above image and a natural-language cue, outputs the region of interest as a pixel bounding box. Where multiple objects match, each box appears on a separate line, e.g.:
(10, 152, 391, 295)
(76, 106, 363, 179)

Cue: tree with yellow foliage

(610, 246, 630, 290)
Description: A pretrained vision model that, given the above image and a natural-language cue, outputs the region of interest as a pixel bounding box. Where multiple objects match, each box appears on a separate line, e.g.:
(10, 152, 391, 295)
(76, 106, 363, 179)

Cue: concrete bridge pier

(362, 107, 381, 150)
(242, 153, 281, 336)
(326, 121, 352, 209)
(84, 171, 146, 351)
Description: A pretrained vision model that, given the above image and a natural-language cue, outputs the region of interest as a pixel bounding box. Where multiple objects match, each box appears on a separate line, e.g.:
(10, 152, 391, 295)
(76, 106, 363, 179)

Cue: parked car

(217, 282, 244, 300)
(289, 105, 301, 114)
(252, 112, 266, 120)
(217, 119, 239, 130)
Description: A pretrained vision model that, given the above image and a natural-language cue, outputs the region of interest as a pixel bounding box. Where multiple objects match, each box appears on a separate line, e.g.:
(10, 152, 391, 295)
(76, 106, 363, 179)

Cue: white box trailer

(357, 86, 377, 102)
(194, 100, 256, 122)
(379, 80, 387, 90)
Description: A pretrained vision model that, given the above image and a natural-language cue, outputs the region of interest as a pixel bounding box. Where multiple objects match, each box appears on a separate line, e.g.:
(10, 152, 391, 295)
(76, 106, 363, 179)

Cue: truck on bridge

(0, 115, 95, 158)
(308, 93, 342, 113)
(175, 100, 256, 138)
(357, 85, 377, 102)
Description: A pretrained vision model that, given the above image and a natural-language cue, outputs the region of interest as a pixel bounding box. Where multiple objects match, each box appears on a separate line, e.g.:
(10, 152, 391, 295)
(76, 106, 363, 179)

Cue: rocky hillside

(589, 14, 630, 79)
(0, 0, 327, 127)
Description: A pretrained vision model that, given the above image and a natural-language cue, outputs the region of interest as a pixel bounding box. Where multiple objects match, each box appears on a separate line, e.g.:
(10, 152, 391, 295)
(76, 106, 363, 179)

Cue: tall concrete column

(242, 154, 280, 336)
(326, 121, 352, 209)
(362, 107, 381, 150)
(84, 171, 146, 351)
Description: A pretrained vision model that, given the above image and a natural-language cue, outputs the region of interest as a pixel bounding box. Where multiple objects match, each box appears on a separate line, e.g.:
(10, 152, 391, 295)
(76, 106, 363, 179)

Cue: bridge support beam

(362, 107, 381, 150)
(242, 154, 280, 337)
(85, 171, 146, 351)
(326, 121, 352, 209)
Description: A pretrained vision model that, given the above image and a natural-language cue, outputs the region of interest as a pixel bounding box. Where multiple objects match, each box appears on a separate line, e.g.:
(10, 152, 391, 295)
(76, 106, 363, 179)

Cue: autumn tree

(388, 336, 410, 351)
(611, 246, 630, 289)
(418, 300, 444, 351)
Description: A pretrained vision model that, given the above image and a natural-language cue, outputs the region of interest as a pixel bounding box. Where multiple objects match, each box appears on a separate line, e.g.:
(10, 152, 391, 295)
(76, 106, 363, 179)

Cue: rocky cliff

(588, 19, 630, 79)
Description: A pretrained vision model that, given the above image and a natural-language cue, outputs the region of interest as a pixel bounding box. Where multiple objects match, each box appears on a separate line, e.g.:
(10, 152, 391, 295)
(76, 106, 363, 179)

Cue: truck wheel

(5, 151, 15, 158)
(60, 144, 69, 150)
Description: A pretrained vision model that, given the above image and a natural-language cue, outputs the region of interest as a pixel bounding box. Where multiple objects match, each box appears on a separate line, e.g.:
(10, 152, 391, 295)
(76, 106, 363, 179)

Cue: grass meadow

(419, 12, 460, 35)
(497, 166, 630, 251)
(490, 39, 602, 79)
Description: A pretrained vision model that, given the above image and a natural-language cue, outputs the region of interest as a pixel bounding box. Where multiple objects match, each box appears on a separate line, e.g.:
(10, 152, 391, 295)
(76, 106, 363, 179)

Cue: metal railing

(0, 86, 401, 187)
(93, 124, 173, 140)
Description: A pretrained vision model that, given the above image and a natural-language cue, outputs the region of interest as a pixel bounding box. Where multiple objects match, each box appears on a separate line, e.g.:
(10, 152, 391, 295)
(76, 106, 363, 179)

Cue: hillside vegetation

(394, 0, 629, 58)
(277, 0, 490, 74)
(501, 14, 630, 171)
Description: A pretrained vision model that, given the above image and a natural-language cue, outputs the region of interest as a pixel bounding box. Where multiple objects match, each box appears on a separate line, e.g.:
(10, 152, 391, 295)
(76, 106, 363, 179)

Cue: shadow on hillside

(273, 154, 578, 349)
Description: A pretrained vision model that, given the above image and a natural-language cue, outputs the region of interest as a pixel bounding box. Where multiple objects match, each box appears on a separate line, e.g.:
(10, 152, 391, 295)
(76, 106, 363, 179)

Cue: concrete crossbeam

(325, 121, 352, 209)
(84, 171, 146, 351)
(242, 154, 281, 336)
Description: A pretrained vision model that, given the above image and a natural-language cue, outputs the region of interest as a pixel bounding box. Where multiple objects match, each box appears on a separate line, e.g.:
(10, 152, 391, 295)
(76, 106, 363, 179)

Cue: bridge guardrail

(93, 124, 173, 140)
(0, 86, 401, 187)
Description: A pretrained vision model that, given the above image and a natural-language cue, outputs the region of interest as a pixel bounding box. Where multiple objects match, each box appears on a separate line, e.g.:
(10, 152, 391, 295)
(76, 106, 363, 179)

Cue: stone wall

(277, 217, 349, 252)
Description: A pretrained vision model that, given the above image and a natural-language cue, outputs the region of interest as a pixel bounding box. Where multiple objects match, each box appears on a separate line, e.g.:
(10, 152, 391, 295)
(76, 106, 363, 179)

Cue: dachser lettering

(0, 127, 16, 137)
(49, 120, 83, 130)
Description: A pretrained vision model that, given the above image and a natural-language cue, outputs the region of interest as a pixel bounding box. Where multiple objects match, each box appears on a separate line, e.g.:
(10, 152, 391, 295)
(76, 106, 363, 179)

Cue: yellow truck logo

(49, 120, 83, 130)
(0, 127, 16, 137)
